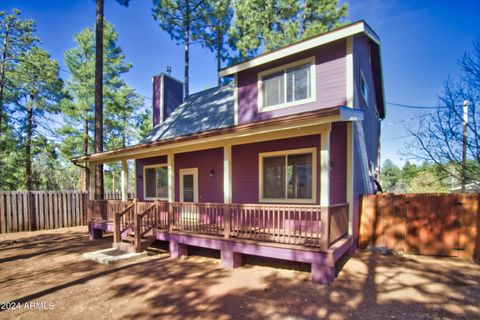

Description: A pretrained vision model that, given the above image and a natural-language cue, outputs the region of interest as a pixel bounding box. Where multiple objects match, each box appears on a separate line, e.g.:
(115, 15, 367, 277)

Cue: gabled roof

(141, 83, 235, 144)
(218, 20, 380, 77)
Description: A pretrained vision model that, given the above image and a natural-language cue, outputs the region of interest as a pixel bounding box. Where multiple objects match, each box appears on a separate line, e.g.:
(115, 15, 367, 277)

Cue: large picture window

(259, 148, 317, 203)
(258, 57, 315, 112)
(144, 164, 168, 200)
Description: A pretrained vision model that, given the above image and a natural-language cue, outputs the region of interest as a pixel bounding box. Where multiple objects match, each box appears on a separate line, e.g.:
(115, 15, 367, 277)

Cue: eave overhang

(71, 106, 363, 165)
(218, 20, 380, 78)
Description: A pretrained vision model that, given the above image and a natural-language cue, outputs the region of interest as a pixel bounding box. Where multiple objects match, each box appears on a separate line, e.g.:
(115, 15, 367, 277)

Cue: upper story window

(360, 71, 369, 104)
(258, 57, 316, 112)
(144, 164, 168, 200)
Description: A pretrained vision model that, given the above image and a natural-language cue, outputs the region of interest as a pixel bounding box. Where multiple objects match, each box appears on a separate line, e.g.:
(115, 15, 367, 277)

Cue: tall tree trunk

(83, 114, 90, 192)
(122, 115, 127, 148)
(184, 1, 190, 98)
(0, 31, 9, 136)
(25, 101, 33, 191)
(216, 26, 222, 86)
(94, 0, 104, 200)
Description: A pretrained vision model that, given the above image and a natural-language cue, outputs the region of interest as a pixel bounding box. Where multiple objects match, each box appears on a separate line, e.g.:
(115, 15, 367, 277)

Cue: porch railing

(109, 200, 349, 250)
(113, 202, 135, 243)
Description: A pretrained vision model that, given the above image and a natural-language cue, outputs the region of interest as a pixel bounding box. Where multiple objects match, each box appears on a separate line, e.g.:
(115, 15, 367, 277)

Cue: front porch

(88, 200, 352, 284)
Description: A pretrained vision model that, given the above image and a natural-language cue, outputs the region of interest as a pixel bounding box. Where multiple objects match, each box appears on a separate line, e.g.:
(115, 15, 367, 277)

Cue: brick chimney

(152, 73, 184, 126)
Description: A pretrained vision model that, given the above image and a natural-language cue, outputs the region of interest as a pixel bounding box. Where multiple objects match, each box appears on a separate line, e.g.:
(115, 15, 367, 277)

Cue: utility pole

(461, 100, 468, 192)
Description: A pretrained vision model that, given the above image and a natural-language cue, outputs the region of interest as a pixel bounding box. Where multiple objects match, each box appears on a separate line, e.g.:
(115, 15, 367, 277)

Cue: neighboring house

(75, 20, 385, 284)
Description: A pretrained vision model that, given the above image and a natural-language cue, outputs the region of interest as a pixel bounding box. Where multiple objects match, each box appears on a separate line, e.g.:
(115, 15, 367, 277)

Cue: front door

(180, 168, 198, 203)
(179, 168, 199, 229)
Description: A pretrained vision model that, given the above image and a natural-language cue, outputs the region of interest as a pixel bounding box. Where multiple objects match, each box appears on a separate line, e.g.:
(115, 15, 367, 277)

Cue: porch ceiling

(72, 106, 362, 165)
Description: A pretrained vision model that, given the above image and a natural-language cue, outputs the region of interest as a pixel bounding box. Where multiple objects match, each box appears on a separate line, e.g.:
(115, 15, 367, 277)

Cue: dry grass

(0, 227, 479, 319)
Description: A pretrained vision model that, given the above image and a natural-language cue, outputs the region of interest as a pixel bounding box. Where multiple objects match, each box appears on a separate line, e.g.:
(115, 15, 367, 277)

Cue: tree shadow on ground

(1, 229, 479, 320)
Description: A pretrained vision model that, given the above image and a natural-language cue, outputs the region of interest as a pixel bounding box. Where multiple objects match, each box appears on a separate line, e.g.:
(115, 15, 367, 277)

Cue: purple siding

(232, 135, 321, 204)
(352, 35, 381, 242)
(330, 122, 347, 204)
(175, 148, 224, 203)
(237, 40, 346, 124)
(152, 74, 183, 127)
(136, 155, 168, 201)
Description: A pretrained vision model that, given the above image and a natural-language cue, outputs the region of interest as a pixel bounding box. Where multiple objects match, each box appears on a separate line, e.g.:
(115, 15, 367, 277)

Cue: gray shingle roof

(140, 83, 235, 144)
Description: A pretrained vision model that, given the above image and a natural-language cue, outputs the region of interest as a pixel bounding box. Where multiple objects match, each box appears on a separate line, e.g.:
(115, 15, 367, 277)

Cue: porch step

(113, 234, 156, 253)
(83, 248, 147, 265)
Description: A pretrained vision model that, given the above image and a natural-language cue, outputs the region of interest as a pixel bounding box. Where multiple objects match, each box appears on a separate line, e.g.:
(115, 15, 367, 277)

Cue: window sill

(144, 197, 168, 201)
(259, 197, 317, 204)
(259, 97, 316, 113)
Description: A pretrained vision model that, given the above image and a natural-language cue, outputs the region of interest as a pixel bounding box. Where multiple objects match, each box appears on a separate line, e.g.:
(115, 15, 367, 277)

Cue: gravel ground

(0, 227, 479, 320)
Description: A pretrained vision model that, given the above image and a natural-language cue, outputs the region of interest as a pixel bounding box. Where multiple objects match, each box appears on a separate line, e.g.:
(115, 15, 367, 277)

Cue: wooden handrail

(113, 202, 136, 243)
(118, 202, 135, 217)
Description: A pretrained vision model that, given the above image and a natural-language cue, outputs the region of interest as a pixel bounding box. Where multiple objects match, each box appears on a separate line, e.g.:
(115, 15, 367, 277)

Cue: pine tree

(93, 0, 130, 200)
(0, 9, 38, 190)
(152, 0, 211, 97)
(230, 0, 347, 59)
(0, 9, 38, 135)
(195, 0, 233, 84)
(60, 22, 144, 192)
(12, 47, 64, 191)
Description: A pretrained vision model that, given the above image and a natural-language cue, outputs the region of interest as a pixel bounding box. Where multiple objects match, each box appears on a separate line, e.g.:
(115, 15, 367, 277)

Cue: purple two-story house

(75, 20, 385, 284)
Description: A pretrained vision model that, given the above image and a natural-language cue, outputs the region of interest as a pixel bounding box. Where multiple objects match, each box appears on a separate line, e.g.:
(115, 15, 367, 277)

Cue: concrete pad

(82, 248, 147, 265)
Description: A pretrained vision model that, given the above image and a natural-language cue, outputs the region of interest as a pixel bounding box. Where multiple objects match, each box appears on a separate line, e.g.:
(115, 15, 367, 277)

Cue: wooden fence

(359, 193, 480, 260)
(0, 191, 89, 233)
(104, 191, 135, 200)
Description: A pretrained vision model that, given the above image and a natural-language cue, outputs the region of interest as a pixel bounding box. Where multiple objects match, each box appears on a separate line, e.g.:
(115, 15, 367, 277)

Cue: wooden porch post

(320, 124, 331, 207)
(224, 205, 231, 239)
(134, 213, 141, 252)
(223, 144, 232, 204)
(88, 162, 95, 201)
(167, 152, 175, 232)
(113, 211, 120, 243)
(167, 153, 175, 203)
(121, 159, 128, 202)
(320, 206, 330, 249)
(346, 122, 354, 236)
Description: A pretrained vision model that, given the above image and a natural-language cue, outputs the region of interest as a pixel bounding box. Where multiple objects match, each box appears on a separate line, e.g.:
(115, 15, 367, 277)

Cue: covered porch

(87, 199, 351, 284)
(76, 107, 361, 284)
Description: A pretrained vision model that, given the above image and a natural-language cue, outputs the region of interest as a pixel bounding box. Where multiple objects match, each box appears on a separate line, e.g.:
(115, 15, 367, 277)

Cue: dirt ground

(0, 227, 479, 320)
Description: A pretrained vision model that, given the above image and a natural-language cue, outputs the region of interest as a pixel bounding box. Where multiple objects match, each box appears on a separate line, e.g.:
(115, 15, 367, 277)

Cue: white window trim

(143, 163, 168, 201)
(360, 70, 369, 105)
(258, 147, 317, 204)
(179, 168, 199, 203)
(257, 56, 316, 113)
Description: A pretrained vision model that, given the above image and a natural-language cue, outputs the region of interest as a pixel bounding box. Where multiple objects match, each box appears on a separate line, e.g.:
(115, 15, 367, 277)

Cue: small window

(259, 57, 315, 111)
(263, 71, 285, 107)
(144, 165, 168, 199)
(260, 148, 316, 203)
(360, 71, 369, 104)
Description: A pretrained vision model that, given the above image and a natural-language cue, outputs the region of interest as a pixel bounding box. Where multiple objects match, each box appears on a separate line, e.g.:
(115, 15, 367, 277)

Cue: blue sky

(3, 0, 480, 166)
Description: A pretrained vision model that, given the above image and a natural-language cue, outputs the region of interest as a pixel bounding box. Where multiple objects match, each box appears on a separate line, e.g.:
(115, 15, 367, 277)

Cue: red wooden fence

(359, 193, 480, 260)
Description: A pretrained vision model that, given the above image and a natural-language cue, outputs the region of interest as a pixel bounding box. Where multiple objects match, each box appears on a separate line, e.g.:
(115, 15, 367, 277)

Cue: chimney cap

(152, 72, 184, 84)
